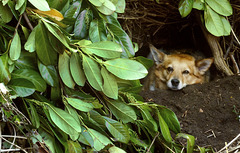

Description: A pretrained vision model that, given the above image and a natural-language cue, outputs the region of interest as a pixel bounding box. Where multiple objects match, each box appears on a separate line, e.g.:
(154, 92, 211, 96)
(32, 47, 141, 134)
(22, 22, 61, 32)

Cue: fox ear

(149, 44, 165, 65)
(196, 58, 214, 75)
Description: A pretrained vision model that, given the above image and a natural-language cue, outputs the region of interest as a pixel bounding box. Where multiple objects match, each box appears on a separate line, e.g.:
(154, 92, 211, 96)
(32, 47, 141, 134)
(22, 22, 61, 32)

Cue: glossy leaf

(157, 111, 172, 143)
(109, 146, 126, 153)
(104, 58, 148, 80)
(47, 0, 68, 11)
(38, 61, 59, 87)
(43, 21, 71, 51)
(67, 140, 83, 153)
(159, 107, 181, 134)
(176, 133, 195, 153)
(0, 3, 13, 23)
(15, 0, 25, 10)
(82, 55, 103, 91)
(28, 0, 50, 11)
(0, 54, 10, 84)
(205, 0, 232, 16)
(140, 106, 158, 132)
(193, 0, 204, 10)
(78, 127, 94, 147)
(96, 0, 116, 15)
(204, 5, 231, 36)
(101, 67, 118, 99)
(107, 23, 135, 57)
(47, 30, 65, 54)
(115, 0, 125, 13)
(64, 1, 82, 18)
(24, 26, 37, 52)
(66, 97, 94, 112)
(48, 105, 81, 140)
(35, 22, 58, 65)
(11, 69, 46, 92)
(82, 41, 122, 59)
(136, 56, 154, 70)
(179, 0, 193, 18)
(70, 53, 86, 86)
(106, 100, 137, 123)
(65, 105, 81, 126)
(29, 102, 40, 128)
(89, 19, 107, 43)
(15, 52, 37, 70)
(8, 78, 35, 97)
(74, 9, 92, 39)
(88, 128, 112, 151)
(104, 117, 130, 143)
(59, 52, 75, 89)
(9, 31, 21, 61)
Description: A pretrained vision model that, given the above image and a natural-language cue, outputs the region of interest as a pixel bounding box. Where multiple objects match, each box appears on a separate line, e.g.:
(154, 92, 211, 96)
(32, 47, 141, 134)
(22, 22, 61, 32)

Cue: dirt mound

(142, 76, 240, 151)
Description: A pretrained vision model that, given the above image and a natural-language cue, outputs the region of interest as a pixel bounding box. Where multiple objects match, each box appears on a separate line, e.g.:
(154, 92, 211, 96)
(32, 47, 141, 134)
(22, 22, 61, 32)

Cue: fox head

(150, 44, 213, 90)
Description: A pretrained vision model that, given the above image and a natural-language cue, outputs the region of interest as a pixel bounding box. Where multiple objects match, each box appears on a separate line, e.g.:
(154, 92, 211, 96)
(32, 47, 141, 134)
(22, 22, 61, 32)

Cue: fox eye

(167, 67, 173, 72)
(183, 70, 189, 74)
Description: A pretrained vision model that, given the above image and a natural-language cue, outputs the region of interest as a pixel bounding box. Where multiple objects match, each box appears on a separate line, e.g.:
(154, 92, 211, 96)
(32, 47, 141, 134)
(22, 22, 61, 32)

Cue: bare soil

(141, 75, 240, 151)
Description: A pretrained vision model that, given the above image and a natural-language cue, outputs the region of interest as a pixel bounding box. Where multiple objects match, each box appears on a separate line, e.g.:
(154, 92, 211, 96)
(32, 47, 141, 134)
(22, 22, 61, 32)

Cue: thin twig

(146, 132, 159, 153)
(0, 124, 2, 151)
(217, 133, 240, 153)
(230, 52, 240, 74)
(9, 123, 17, 150)
(23, 12, 34, 30)
(0, 136, 28, 153)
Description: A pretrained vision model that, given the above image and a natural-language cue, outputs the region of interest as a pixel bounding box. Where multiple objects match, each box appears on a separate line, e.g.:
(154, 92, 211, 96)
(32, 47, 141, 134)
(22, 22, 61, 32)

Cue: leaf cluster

(179, 0, 233, 36)
(0, 0, 214, 152)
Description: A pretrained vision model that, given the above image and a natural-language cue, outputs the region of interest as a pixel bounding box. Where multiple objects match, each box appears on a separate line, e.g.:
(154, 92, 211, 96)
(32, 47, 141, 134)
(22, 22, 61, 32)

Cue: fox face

(147, 44, 213, 90)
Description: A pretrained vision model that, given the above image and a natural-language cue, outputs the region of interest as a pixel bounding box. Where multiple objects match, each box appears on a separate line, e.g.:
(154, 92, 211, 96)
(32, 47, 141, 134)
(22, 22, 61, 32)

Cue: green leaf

(205, 0, 232, 16)
(101, 67, 118, 99)
(64, 1, 82, 18)
(28, 0, 50, 11)
(38, 61, 59, 87)
(35, 22, 58, 65)
(8, 78, 35, 97)
(82, 55, 103, 91)
(96, 0, 116, 15)
(89, 19, 107, 43)
(48, 105, 81, 140)
(176, 133, 195, 153)
(107, 23, 135, 57)
(193, 0, 204, 10)
(136, 56, 154, 70)
(67, 140, 83, 153)
(157, 111, 172, 143)
(74, 9, 93, 39)
(11, 69, 47, 92)
(0, 3, 13, 23)
(47, 30, 65, 54)
(47, 0, 68, 11)
(82, 41, 122, 59)
(159, 107, 181, 134)
(42, 21, 71, 51)
(78, 127, 94, 147)
(59, 52, 75, 89)
(24, 26, 37, 52)
(106, 100, 137, 123)
(88, 0, 102, 7)
(70, 53, 86, 86)
(179, 0, 193, 18)
(65, 105, 81, 126)
(66, 97, 94, 112)
(15, 52, 37, 70)
(0, 54, 11, 84)
(15, 0, 25, 10)
(139, 106, 158, 132)
(104, 117, 130, 143)
(109, 146, 126, 153)
(9, 31, 21, 61)
(115, 0, 125, 13)
(29, 102, 40, 128)
(204, 5, 231, 36)
(88, 128, 112, 151)
(104, 58, 148, 80)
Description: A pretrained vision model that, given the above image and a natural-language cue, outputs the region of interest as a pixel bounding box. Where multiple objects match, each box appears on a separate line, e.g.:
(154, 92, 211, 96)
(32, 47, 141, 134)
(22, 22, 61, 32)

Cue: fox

(144, 44, 214, 90)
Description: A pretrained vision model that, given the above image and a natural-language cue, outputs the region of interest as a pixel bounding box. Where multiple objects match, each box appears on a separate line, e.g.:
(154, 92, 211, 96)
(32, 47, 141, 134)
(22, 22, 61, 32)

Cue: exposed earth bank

(141, 75, 240, 151)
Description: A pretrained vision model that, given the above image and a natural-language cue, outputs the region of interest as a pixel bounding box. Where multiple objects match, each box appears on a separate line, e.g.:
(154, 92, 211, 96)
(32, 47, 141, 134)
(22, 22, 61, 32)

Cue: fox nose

(171, 79, 179, 87)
